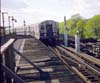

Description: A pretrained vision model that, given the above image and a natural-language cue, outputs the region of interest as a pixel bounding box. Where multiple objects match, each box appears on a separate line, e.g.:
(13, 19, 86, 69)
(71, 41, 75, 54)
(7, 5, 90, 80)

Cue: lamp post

(12, 16, 14, 33)
(23, 20, 26, 35)
(8, 16, 13, 34)
(11, 16, 17, 33)
(2, 12, 8, 35)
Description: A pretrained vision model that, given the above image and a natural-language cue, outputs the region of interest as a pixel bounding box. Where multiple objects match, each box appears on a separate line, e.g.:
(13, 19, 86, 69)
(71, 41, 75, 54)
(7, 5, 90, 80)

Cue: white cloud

(68, 0, 100, 18)
(98, 2, 100, 6)
(1, 0, 28, 9)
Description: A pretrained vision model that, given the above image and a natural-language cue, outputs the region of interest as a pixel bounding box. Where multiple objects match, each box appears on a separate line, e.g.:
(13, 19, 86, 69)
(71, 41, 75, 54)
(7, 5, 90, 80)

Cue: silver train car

(32, 20, 59, 43)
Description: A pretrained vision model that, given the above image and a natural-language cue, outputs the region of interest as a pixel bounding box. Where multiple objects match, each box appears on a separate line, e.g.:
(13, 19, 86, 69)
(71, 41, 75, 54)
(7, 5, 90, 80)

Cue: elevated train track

(15, 38, 84, 83)
(14, 37, 100, 83)
(14, 36, 100, 83)
(1, 35, 100, 83)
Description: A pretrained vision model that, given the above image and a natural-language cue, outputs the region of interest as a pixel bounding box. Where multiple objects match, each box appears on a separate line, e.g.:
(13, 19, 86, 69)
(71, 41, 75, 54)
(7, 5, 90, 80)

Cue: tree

(59, 22, 64, 33)
(85, 15, 100, 39)
(76, 19, 86, 38)
(59, 14, 100, 39)
(67, 19, 77, 35)
(67, 14, 82, 36)
(71, 13, 82, 19)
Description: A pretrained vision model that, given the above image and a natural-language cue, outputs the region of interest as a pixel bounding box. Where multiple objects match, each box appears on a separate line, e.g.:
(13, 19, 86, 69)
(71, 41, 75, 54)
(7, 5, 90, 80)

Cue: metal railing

(14, 48, 43, 73)
(0, 38, 44, 83)
(0, 39, 25, 83)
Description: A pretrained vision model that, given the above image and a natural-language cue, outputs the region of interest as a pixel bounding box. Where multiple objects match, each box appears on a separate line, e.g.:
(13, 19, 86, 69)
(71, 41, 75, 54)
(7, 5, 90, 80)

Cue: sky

(1, 0, 100, 27)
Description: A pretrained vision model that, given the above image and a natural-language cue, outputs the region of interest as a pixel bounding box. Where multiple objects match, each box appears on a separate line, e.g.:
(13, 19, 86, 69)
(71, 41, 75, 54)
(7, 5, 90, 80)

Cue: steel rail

(61, 45, 100, 71)
(61, 45, 100, 66)
(51, 46, 100, 83)
(50, 47, 89, 83)
(57, 46, 100, 75)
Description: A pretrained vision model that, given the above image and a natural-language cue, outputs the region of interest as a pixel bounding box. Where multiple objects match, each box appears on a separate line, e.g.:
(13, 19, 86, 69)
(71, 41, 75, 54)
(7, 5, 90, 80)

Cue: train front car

(39, 20, 59, 46)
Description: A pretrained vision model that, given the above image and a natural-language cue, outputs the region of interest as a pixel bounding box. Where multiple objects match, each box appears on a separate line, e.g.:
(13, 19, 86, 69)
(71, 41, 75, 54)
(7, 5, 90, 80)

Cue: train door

(46, 24, 53, 38)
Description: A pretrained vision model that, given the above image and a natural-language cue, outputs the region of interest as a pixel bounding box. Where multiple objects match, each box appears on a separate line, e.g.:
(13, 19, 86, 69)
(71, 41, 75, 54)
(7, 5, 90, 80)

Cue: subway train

(32, 20, 59, 45)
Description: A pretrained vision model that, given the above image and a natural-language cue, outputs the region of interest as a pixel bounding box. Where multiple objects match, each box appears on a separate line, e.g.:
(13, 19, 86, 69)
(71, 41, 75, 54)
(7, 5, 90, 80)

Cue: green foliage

(76, 19, 86, 38)
(59, 14, 100, 39)
(66, 17, 81, 36)
(84, 15, 100, 39)
(58, 22, 64, 33)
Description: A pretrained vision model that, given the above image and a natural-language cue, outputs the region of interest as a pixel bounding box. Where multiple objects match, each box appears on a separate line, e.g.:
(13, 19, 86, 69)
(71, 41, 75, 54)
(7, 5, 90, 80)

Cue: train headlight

(54, 33, 56, 36)
(44, 33, 46, 36)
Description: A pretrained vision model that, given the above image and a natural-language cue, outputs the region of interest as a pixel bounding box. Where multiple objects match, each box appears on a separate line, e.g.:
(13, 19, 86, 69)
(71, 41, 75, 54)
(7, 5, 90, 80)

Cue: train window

(41, 25, 44, 30)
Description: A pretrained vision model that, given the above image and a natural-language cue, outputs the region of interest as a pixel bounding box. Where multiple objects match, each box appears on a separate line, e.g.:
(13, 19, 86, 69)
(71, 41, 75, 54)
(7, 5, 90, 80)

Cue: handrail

(0, 39, 15, 54)
(0, 38, 25, 83)
(14, 48, 43, 73)
(1, 64, 25, 83)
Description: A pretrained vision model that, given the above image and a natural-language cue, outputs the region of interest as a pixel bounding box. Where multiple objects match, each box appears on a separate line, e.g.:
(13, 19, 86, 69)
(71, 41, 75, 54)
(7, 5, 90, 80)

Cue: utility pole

(0, 2, 4, 83)
(75, 31, 80, 52)
(0, 0, 1, 27)
(63, 16, 68, 46)
(0, 0, 1, 36)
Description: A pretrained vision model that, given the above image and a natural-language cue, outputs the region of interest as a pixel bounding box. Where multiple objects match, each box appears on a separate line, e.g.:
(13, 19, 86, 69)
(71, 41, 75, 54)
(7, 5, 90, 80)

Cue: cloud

(71, 0, 100, 18)
(1, 0, 28, 9)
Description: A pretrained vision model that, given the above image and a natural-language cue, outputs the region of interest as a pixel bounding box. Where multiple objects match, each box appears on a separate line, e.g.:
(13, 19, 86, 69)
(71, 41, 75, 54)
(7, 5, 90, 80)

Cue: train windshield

(41, 25, 44, 30)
